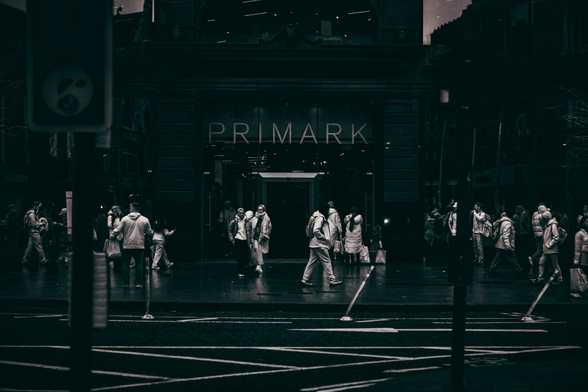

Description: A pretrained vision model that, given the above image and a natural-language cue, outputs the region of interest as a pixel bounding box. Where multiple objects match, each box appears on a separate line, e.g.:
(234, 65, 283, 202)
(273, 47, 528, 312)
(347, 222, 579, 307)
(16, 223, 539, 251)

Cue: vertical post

(494, 121, 503, 216)
(70, 133, 95, 392)
(438, 120, 448, 209)
(470, 127, 477, 202)
(450, 282, 467, 390)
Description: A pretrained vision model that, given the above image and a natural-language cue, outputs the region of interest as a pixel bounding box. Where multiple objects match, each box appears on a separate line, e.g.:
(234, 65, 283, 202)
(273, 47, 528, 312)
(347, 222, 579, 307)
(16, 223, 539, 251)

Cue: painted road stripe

(93, 348, 301, 369)
(14, 314, 66, 319)
(432, 321, 565, 325)
(178, 318, 218, 322)
(257, 347, 409, 360)
(58, 319, 292, 324)
(300, 378, 392, 391)
(354, 319, 391, 323)
(1, 345, 578, 350)
(383, 366, 442, 373)
(0, 360, 172, 380)
(288, 328, 548, 333)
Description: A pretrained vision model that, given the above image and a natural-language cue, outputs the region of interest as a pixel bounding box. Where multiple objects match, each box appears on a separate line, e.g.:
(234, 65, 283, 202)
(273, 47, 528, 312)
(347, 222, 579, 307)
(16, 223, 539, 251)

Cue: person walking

(534, 211, 564, 285)
(343, 206, 363, 265)
(528, 203, 549, 277)
(218, 200, 237, 258)
(111, 202, 153, 289)
(249, 204, 272, 271)
(106, 206, 123, 268)
(301, 202, 343, 287)
(228, 208, 249, 277)
(471, 202, 490, 265)
(21, 201, 48, 265)
(150, 218, 175, 270)
(448, 202, 458, 238)
(368, 224, 383, 265)
(327, 201, 343, 262)
(488, 212, 522, 276)
(571, 216, 588, 298)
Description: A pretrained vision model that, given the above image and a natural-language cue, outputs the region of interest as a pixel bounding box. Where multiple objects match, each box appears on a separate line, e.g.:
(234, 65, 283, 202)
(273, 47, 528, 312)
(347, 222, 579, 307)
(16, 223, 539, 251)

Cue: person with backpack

(301, 202, 343, 287)
(533, 211, 565, 285)
(529, 203, 548, 267)
(488, 212, 523, 276)
(21, 201, 48, 265)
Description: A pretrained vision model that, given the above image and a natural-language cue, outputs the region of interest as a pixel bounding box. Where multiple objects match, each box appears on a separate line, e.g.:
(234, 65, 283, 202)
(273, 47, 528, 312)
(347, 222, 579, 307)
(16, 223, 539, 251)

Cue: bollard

(142, 255, 154, 320)
(522, 273, 556, 322)
(340, 265, 375, 322)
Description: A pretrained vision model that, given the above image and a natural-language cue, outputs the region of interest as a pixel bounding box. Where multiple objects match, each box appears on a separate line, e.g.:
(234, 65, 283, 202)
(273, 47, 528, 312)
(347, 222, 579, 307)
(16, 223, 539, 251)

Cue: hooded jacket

(328, 208, 343, 242)
(574, 229, 588, 265)
(24, 209, 43, 233)
(532, 205, 548, 238)
(495, 216, 515, 251)
(111, 212, 153, 250)
(543, 218, 560, 254)
(309, 211, 331, 249)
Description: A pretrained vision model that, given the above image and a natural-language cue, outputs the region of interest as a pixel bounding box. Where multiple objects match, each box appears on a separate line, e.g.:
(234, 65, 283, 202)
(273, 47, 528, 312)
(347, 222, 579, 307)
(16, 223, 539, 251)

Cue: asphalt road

(0, 307, 586, 391)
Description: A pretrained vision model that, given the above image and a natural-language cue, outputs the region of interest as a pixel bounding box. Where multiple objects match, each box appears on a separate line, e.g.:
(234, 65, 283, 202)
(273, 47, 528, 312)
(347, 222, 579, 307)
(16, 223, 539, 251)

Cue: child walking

(151, 219, 175, 270)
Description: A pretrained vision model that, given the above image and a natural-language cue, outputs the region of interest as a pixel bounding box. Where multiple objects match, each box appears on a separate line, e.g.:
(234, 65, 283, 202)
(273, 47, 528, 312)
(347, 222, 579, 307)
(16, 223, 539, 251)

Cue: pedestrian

(529, 203, 549, 269)
(249, 204, 272, 269)
(244, 210, 259, 272)
(228, 208, 249, 277)
(94, 208, 108, 253)
(38, 207, 53, 261)
(54, 208, 70, 263)
(571, 216, 588, 298)
(471, 202, 490, 265)
(577, 204, 588, 226)
(327, 201, 343, 262)
(21, 201, 48, 265)
(218, 200, 237, 258)
(533, 211, 564, 285)
(106, 206, 123, 268)
(150, 218, 175, 270)
(448, 202, 458, 237)
(301, 202, 343, 287)
(368, 224, 383, 265)
(111, 202, 153, 289)
(488, 212, 523, 276)
(343, 206, 363, 265)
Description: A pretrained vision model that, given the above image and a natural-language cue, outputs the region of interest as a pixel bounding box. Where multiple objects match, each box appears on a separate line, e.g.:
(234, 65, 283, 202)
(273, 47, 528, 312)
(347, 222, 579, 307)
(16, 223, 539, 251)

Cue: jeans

(22, 233, 47, 263)
(122, 248, 145, 286)
(537, 253, 562, 282)
(490, 248, 522, 272)
(472, 233, 484, 263)
(234, 239, 250, 274)
(151, 240, 171, 267)
(302, 247, 336, 283)
(530, 236, 544, 263)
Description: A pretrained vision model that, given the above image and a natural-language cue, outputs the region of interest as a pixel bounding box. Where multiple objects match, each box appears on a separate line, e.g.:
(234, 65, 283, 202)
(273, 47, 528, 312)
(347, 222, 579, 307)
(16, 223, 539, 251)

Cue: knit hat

(60, 208, 67, 214)
(236, 207, 245, 214)
(245, 210, 253, 220)
(538, 205, 548, 214)
(542, 211, 552, 220)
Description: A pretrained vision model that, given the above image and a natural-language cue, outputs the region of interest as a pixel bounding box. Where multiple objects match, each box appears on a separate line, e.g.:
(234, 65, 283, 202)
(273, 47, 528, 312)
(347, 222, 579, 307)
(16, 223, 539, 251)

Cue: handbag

(359, 245, 370, 263)
(251, 247, 264, 266)
(481, 220, 492, 237)
(375, 249, 386, 264)
(334, 240, 342, 253)
(105, 239, 121, 259)
(570, 268, 588, 293)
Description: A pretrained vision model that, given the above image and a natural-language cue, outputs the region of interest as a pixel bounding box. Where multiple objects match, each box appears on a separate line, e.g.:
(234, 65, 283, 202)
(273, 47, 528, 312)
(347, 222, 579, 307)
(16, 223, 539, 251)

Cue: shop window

(200, 0, 377, 45)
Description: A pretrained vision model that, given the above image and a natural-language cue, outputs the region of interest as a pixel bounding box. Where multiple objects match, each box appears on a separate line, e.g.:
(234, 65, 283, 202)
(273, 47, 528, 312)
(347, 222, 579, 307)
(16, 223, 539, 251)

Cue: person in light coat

(249, 204, 272, 267)
(489, 213, 522, 276)
(327, 201, 343, 261)
(301, 202, 342, 287)
(534, 211, 563, 285)
(343, 206, 363, 265)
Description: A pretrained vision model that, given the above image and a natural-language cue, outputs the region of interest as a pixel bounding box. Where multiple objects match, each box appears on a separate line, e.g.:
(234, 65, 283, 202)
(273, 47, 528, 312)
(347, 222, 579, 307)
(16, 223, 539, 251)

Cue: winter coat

(448, 211, 457, 236)
(344, 214, 363, 253)
(573, 229, 588, 266)
(228, 216, 247, 243)
(24, 210, 43, 233)
(250, 213, 272, 241)
(543, 218, 560, 255)
(309, 211, 331, 249)
(328, 208, 343, 242)
(532, 206, 548, 238)
(111, 212, 153, 250)
(495, 216, 515, 251)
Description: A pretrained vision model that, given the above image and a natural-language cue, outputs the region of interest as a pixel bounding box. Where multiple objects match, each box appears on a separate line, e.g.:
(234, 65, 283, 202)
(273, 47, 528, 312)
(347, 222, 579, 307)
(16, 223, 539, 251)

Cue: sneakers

(300, 280, 314, 287)
(329, 280, 343, 286)
(238, 274, 245, 277)
(151, 265, 160, 270)
(130, 261, 136, 268)
(135, 284, 143, 289)
(571, 293, 583, 298)
(255, 265, 263, 273)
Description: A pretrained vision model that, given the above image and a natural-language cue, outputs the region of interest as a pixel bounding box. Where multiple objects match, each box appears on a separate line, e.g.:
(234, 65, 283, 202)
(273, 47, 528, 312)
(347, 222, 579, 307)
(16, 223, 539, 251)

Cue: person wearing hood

(534, 211, 564, 285)
(106, 206, 123, 268)
(529, 203, 548, 267)
(111, 202, 153, 289)
(228, 208, 249, 277)
(301, 202, 343, 287)
(249, 204, 272, 266)
(343, 206, 363, 265)
(218, 200, 237, 258)
(22, 201, 48, 265)
(327, 201, 343, 261)
(489, 212, 523, 276)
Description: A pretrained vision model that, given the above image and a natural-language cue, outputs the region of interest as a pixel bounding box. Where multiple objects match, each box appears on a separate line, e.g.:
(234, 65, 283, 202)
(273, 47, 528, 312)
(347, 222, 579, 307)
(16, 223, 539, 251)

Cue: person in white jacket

(301, 202, 343, 287)
(327, 201, 343, 261)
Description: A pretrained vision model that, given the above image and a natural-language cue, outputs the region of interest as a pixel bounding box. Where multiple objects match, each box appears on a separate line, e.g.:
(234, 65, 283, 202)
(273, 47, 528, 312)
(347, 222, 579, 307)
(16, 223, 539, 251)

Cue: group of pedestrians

(424, 200, 588, 298)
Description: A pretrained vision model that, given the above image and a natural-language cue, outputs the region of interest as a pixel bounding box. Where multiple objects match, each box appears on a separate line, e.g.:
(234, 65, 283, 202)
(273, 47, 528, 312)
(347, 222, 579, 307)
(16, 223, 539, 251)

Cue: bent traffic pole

(341, 265, 375, 322)
(142, 253, 155, 320)
(522, 273, 556, 322)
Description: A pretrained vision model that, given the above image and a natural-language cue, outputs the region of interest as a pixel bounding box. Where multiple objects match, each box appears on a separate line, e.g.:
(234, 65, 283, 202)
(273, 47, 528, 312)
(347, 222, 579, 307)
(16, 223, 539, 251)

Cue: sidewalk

(1, 258, 585, 311)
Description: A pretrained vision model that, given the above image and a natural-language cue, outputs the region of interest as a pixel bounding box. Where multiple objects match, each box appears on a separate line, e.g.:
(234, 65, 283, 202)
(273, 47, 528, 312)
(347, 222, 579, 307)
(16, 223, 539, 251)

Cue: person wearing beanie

(488, 211, 523, 277)
(528, 203, 549, 269)
(533, 211, 564, 285)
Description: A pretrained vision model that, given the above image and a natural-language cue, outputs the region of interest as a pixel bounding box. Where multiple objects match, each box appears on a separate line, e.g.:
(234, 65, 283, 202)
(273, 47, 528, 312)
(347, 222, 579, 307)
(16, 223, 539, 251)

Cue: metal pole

(341, 265, 375, 321)
(142, 252, 154, 320)
(522, 273, 556, 322)
(438, 120, 448, 209)
(70, 133, 95, 392)
(494, 121, 503, 216)
(449, 282, 467, 390)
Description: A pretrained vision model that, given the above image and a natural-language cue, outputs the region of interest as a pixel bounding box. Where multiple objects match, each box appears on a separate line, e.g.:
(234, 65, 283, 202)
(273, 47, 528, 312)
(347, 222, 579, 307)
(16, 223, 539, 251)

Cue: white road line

(317, 383, 377, 392)
(14, 314, 66, 319)
(0, 360, 172, 380)
(178, 318, 218, 322)
(354, 319, 391, 323)
(59, 319, 292, 324)
(383, 366, 442, 373)
(300, 378, 392, 391)
(256, 347, 409, 360)
(92, 348, 301, 369)
(432, 321, 566, 325)
(288, 328, 548, 333)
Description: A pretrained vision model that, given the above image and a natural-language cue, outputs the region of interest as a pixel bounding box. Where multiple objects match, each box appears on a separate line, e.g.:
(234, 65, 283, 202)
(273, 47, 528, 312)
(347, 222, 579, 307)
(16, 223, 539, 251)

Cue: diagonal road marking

(256, 347, 409, 360)
(288, 328, 548, 333)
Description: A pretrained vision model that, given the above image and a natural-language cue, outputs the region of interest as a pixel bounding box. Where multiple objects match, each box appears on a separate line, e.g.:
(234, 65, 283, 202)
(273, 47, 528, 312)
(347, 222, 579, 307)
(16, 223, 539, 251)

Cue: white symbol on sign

(41, 64, 94, 117)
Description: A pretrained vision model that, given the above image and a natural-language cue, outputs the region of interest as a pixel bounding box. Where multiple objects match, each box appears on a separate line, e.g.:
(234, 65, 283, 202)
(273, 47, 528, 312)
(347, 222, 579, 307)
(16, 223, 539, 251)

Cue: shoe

(528, 257, 534, 267)
(300, 280, 314, 287)
(238, 274, 245, 277)
(255, 265, 263, 273)
(571, 293, 582, 298)
(329, 280, 343, 286)
(167, 263, 173, 268)
(135, 284, 143, 289)
(151, 265, 160, 270)
(477, 260, 484, 265)
(40, 259, 48, 265)
(123, 284, 129, 289)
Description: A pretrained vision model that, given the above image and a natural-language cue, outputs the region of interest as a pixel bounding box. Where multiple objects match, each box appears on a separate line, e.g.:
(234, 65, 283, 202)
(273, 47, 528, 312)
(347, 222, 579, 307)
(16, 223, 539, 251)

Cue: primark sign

(203, 103, 372, 144)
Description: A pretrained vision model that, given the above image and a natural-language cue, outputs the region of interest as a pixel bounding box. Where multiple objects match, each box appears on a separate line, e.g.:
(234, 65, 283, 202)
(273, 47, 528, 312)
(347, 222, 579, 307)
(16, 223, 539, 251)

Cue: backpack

(305, 215, 324, 239)
(549, 223, 567, 245)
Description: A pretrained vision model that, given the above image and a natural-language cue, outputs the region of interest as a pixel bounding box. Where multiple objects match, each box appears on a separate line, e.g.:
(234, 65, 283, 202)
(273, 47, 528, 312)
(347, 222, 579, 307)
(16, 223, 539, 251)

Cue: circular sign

(41, 64, 94, 117)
